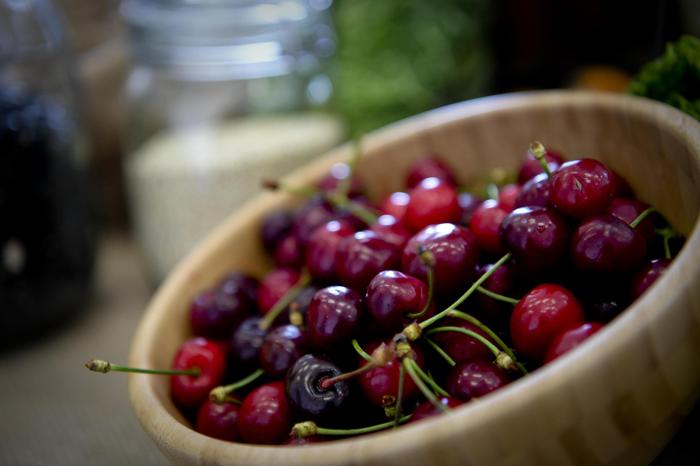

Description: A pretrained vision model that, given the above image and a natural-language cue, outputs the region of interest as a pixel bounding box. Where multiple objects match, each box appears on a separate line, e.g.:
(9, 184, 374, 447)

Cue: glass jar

(121, 0, 345, 284)
(0, 0, 97, 346)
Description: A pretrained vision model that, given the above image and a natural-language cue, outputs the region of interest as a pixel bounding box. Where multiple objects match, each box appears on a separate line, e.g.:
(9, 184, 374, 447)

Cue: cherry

(335, 230, 401, 291)
(550, 158, 615, 219)
(238, 381, 290, 444)
(447, 360, 510, 401)
(365, 270, 430, 332)
(305, 220, 356, 282)
(402, 223, 480, 297)
(217, 271, 259, 305)
(170, 337, 227, 409)
(544, 322, 603, 363)
(260, 210, 294, 252)
(257, 268, 300, 315)
(286, 354, 350, 420)
(469, 199, 508, 254)
(259, 324, 307, 377)
(517, 147, 563, 183)
(587, 298, 624, 323)
(195, 400, 240, 441)
(458, 192, 482, 225)
(499, 206, 569, 274)
(611, 170, 635, 198)
(409, 396, 462, 423)
(189, 288, 251, 339)
(570, 215, 647, 274)
(607, 197, 657, 242)
(317, 162, 363, 196)
(406, 156, 457, 188)
(370, 214, 413, 250)
(358, 342, 424, 407)
(431, 318, 494, 363)
(515, 173, 551, 208)
(379, 192, 410, 221)
(273, 234, 304, 268)
(404, 177, 461, 232)
(630, 258, 670, 300)
(230, 316, 267, 367)
(306, 286, 364, 348)
(497, 184, 521, 212)
(474, 262, 514, 321)
(292, 196, 338, 246)
(510, 284, 584, 362)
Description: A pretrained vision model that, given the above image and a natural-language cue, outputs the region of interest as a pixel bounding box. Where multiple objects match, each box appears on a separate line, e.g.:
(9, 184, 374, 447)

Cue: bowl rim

(128, 90, 700, 465)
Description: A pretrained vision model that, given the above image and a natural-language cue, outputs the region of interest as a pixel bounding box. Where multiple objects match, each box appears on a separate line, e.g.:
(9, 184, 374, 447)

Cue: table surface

(0, 235, 697, 466)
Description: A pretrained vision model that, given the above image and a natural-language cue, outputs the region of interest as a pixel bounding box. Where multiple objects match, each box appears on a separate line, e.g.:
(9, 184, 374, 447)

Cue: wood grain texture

(128, 91, 700, 466)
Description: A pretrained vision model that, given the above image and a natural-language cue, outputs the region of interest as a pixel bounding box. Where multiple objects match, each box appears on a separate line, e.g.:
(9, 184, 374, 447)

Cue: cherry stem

(486, 183, 500, 201)
(476, 286, 519, 305)
(411, 362, 450, 397)
(423, 337, 456, 367)
(447, 310, 528, 374)
(529, 141, 552, 178)
(655, 227, 676, 259)
(402, 358, 448, 413)
(408, 249, 435, 319)
(425, 326, 502, 359)
(351, 339, 372, 362)
(630, 207, 658, 229)
(210, 368, 264, 403)
(259, 272, 311, 331)
(84, 359, 200, 377)
(394, 363, 405, 426)
(418, 252, 512, 329)
(319, 363, 376, 390)
(291, 415, 412, 438)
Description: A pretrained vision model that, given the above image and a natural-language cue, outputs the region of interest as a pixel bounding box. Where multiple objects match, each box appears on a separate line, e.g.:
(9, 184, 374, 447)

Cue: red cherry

(515, 173, 551, 208)
(335, 230, 401, 291)
(406, 156, 457, 188)
(358, 343, 424, 407)
(260, 210, 294, 252)
(306, 286, 364, 348)
(432, 318, 494, 363)
(607, 197, 657, 242)
(474, 262, 514, 321)
(292, 196, 338, 246)
(404, 177, 461, 232)
(273, 234, 304, 268)
(447, 360, 510, 401)
(517, 148, 564, 183)
(370, 214, 413, 250)
(544, 322, 603, 363)
(257, 268, 300, 315)
(305, 220, 355, 282)
(497, 184, 521, 212)
(189, 288, 252, 339)
(195, 400, 240, 441)
(170, 337, 226, 409)
(317, 162, 363, 196)
(630, 258, 670, 300)
(238, 381, 290, 444)
(510, 284, 585, 362)
(550, 158, 615, 219)
(409, 396, 462, 423)
(469, 199, 508, 254)
(365, 270, 430, 332)
(379, 192, 410, 221)
(458, 192, 482, 225)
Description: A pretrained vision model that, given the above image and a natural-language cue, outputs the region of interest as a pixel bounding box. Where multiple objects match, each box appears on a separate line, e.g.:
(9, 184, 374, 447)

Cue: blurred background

(0, 0, 698, 464)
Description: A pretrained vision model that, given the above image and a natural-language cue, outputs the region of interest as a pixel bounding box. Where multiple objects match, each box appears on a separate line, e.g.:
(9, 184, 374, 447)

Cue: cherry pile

(88, 142, 684, 445)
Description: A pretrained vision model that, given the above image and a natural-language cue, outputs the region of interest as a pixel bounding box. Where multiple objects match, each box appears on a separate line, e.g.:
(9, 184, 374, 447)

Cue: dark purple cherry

(336, 230, 401, 291)
(499, 206, 569, 274)
(515, 172, 551, 208)
(292, 196, 338, 246)
(260, 210, 294, 252)
(259, 324, 307, 377)
(409, 396, 462, 423)
(587, 298, 624, 323)
(458, 192, 482, 225)
(630, 258, 670, 300)
(550, 158, 615, 219)
(432, 318, 494, 363)
(607, 197, 657, 242)
(196, 400, 240, 441)
(475, 262, 514, 321)
(286, 354, 350, 420)
(447, 360, 510, 401)
(370, 214, 413, 250)
(317, 162, 363, 196)
(217, 271, 259, 306)
(189, 288, 251, 338)
(274, 234, 304, 268)
(306, 286, 364, 348)
(402, 223, 480, 296)
(230, 316, 267, 367)
(305, 220, 355, 282)
(571, 215, 647, 274)
(365, 270, 430, 332)
(517, 148, 563, 183)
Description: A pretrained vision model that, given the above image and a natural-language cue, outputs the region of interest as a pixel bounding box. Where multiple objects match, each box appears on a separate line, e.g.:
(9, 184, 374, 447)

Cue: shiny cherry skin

(570, 215, 647, 274)
(306, 286, 364, 348)
(379, 192, 410, 221)
(195, 400, 240, 441)
(336, 230, 401, 291)
(544, 322, 603, 363)
(305, 220, 356, 282)
(510, 284, 585, 362)
(475, 262, 514, 321)
(497, 184, 521, 212)
(432, 317, 494, 363)
(499, 206, 569, 274)
(515, 172, 551, 208)
(370, 214, 413, 250)
(359, 343, 424, 407)
(273, 234, 304, 268)
(286, 354, 350, 420)
(607, 197, 657, 242)
(260, 210, 294, 252)
(550, 158, 615, 219)
(404, 177, 461, 232)
(630, 258, 671, 300)
(402, 223, 480, 297)
(257, 268, 300, 315)
(517, 148, 563, 183)
(365, 270, 430, 332)
(469, 199, 508, 254)
(217, 271, 259, 305)
(458, 192, 482, 225)
(230, 316, 267, 367)
(409, 396, 462, 423)
(189, 288, 252, 338)
(406, 156, 457, 188)
(170, 337, 226, 409)
(447, 360, 510, 401)
(238, 381, 290, 445)
(259, 324, 307, 377)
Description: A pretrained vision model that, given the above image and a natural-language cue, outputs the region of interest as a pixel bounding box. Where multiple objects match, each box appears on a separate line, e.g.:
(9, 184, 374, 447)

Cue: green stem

(424, 337, 456, 367)
(411, 362, 450, 397)
(259, 272, 311, 331)
(352, 339, 372, 362)
(85, 359, 200, 376)
(655, 227, 676, 260)
(529, 141, 552, 178)
(315, 416, 412, 436)
(394, 363, 405, 426)
(630, 207, 658, 229)
(403, 358, 448, 413)
(210, 368, 264, 403)
(476, 286, 519, 305)
(419, 253, 512, 329)
(328, 193, 378, 225)
(425, 326, 501, 358)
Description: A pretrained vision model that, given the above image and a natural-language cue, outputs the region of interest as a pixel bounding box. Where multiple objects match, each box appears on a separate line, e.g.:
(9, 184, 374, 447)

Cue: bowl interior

(129, 91, 700, 466)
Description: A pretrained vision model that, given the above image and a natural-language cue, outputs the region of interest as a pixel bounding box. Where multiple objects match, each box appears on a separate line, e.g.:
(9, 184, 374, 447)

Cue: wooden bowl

(129, 91, 700, 466)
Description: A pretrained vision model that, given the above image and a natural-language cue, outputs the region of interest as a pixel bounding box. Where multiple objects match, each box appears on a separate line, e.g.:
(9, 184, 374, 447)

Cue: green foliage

(629, 35, 700, 120)
(331, 0, 492, 135)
